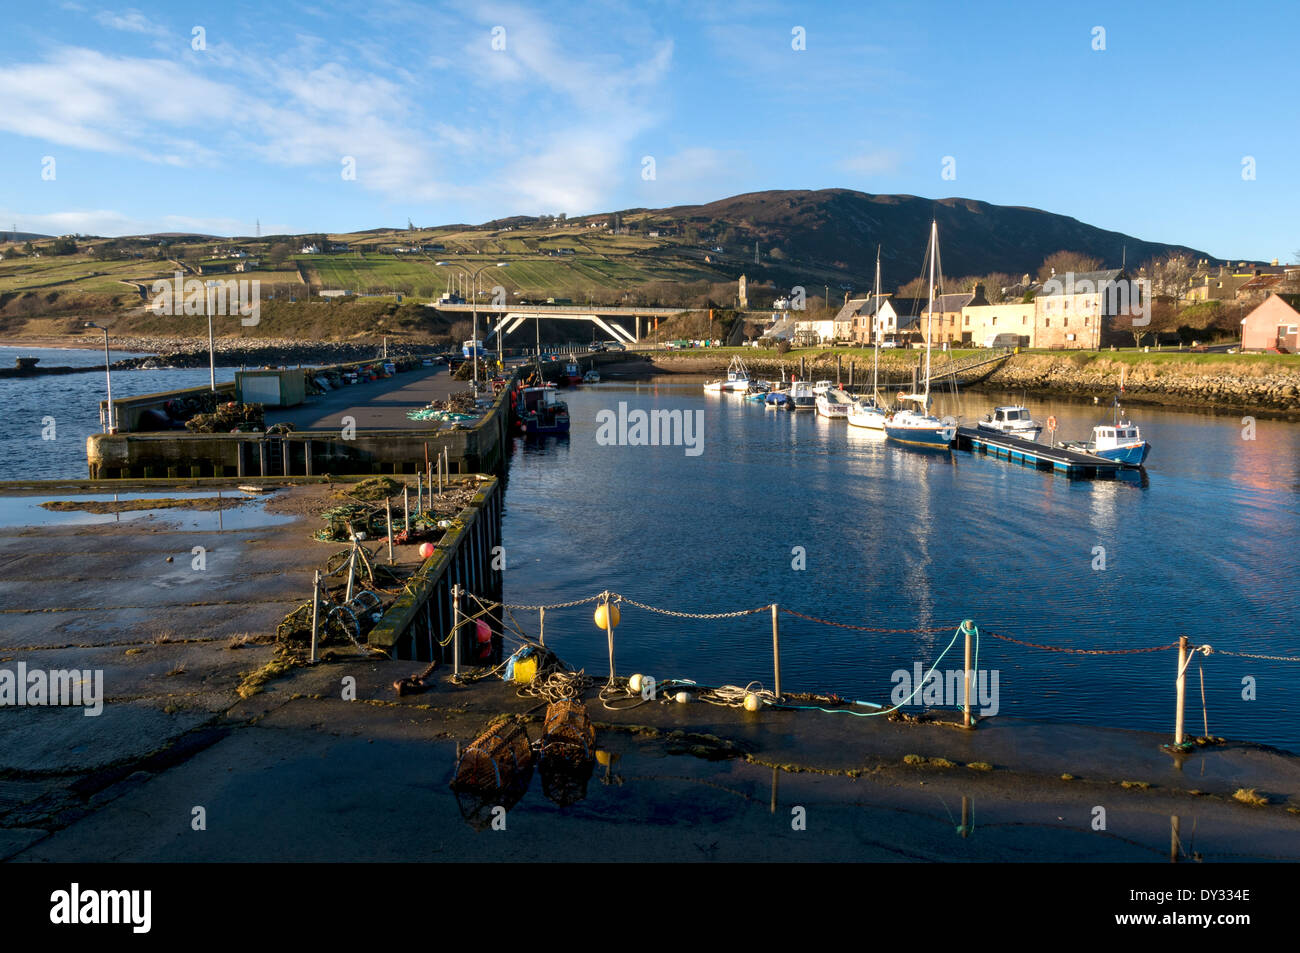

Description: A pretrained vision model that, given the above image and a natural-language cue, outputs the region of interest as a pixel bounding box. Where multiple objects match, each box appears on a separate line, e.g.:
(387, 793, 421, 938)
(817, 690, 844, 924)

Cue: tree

(267, 242, 292, 267)
(1144, 251, 1194, 301)
(1037, 251, 1102, 282)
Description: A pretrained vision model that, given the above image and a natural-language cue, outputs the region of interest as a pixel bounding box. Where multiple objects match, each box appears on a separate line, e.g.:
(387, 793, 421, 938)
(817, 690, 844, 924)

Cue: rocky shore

(107, 336, 439, 370)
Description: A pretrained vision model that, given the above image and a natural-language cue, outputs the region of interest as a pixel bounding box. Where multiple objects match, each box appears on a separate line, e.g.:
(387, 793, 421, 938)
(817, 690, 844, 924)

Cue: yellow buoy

(594, 602, 621, 630)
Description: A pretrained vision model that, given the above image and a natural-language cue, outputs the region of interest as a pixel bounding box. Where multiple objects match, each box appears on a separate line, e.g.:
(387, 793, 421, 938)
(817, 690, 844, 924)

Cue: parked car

(587, 342, 606, 352)
(879, 340, 899, 349)
(604, 340, 626, 351)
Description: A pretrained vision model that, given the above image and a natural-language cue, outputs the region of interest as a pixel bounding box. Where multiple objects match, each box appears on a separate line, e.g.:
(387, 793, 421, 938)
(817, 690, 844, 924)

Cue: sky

(0, 0, 1296, 261)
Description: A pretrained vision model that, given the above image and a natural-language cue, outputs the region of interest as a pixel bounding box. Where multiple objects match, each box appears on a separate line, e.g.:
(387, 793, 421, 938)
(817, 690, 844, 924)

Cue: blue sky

(0, 0, 1296, 261)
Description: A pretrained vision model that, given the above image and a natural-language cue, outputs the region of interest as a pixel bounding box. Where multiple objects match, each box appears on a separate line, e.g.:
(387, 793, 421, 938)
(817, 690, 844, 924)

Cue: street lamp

(85, 322, 114, 432)
(435, 260, 508, 393)
(204, 280, 217, 391)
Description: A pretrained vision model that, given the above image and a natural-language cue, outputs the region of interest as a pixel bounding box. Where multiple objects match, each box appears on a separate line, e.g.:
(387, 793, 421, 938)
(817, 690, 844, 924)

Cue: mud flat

(2, 486, 1298, 861)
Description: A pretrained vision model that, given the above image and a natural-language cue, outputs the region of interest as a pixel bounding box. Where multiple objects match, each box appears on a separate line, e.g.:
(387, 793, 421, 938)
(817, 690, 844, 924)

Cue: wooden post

(451, 583, 462, 676)
(416, 471, 423, 514)
(1174, 635, 1189, 746)
(799, 356, 805, 379)
(963, 619, 974, 728)
(1170, 815, 1180, 863)
(403, 484, 409, 535)
(310, 570, 321, 664)
(771, 603, 782, 699)
(836, 353, 842, 385)
(385, 497, 394, 564)
(849, 360, 855, 389)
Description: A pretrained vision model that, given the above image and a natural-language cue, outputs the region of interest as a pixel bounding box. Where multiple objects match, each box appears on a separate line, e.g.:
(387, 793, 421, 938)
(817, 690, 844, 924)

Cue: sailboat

(848, 245, 890, 432)
(884, 221, 957, 449)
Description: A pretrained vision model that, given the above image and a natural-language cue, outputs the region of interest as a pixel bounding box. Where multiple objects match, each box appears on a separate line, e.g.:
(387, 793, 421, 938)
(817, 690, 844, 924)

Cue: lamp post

(435, 261, 508, 393)
(204, 279, 217, 391)
(85, 322, 114, 432)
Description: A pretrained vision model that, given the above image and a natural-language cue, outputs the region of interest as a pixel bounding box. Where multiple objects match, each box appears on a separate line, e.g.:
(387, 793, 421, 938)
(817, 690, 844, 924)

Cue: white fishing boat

(977, 405, 1042, 441)
(884, 221, 956, 449)
(812, 380, 834, 396)
(789, 380, 816, 411)
(847, 247, 890, 433)
(704, 355, 752, 393)
(815, 387, 854, 418)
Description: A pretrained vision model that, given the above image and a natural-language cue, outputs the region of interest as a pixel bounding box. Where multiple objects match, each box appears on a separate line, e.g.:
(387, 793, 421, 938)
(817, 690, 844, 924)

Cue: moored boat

(883, 220, 955, 450)
(1061, 420, 1151, 466)
(704, 355, 752, 393)
(977, 405, 1043, 441)
(515, 384, 571, 435)
(815, 387, 854, 418)
(789, 380, 816, 411)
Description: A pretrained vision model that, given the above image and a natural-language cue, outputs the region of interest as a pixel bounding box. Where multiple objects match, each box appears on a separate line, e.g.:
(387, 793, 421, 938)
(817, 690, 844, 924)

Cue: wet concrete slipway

(1, 488, 1299, 862)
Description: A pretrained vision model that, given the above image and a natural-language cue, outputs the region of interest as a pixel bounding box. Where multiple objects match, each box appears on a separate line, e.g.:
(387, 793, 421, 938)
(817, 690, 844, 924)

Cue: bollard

(771, 603, 782, 699)
(1174, 635, 1189, 746)
(310, 570, 321, 664)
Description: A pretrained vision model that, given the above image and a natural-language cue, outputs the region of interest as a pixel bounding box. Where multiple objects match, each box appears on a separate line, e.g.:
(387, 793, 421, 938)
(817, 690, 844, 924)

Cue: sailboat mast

(872, 245, 881, 394)
(924, 220, 935, 405)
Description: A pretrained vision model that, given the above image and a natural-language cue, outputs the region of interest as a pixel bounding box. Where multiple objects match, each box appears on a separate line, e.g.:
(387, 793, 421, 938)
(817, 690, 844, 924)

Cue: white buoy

(744, 693, 762, 712)
(675, 691, 691, 704)
(629, 674, 643, 693)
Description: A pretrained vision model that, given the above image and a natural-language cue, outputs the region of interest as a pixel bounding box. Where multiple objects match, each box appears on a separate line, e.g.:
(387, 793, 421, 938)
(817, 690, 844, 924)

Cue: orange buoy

(1046, 415, 1058, 430)
(418, 542, 435, 559)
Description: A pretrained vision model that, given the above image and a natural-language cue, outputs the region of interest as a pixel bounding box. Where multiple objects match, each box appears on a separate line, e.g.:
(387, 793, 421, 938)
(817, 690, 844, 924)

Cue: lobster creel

(540, 698, 596, 762)
(451, 719, 534, 793)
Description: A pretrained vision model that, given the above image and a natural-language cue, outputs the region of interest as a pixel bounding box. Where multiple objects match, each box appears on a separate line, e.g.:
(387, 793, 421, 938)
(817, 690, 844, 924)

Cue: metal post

(1199, 665, 1208, 739)
(1175, 635, 1189, 746)
(385, 497, 394, 564)
(603, 591, 615, 683)
(101, 328, 114, 431)
(963, 620, 974, 728)
(345, 538, 357, 602)
(771, 603, 782, 699)
(310, 570, 321, 663)
(416, 471, 422, 514)
(451, 583, 462, 676)
(539, 606, 545, 646)
(403, 484, 409, 535)
(206, 283, 216, 392)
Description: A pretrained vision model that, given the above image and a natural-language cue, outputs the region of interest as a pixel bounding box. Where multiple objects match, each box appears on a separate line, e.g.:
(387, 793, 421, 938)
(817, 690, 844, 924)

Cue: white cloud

(838, 148, 903, 177)
(94, 9, 171, 39)
(0, 207, 278, 237)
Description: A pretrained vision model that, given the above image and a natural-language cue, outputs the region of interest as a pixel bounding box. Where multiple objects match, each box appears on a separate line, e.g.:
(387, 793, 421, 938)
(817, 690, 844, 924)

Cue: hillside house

(1033, 268, 1143, 349)
(1241, 293, 1300, 352)
(921, 285, 988, 345)
(961, 302, 1035, 346)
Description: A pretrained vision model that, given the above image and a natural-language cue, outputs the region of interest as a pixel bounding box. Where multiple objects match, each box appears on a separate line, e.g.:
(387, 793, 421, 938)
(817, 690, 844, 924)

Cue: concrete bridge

(427, 301, 699, 345)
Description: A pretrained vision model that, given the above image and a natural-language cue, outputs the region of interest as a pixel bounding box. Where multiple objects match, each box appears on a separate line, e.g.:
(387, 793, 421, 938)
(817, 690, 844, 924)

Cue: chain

(615, 595, 768, 619)
(499, 595, 603, 611)
(986, 631, 1180, 654)
(1211, 649, 1300, 662)
(779, 607, 951, 633)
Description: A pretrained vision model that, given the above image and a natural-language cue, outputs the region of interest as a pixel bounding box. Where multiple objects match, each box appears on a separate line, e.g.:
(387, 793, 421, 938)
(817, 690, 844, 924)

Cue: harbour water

(3, 351, 1297, 751)
(499, 375, 1300, 752)
(0, 346, 237, 481)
